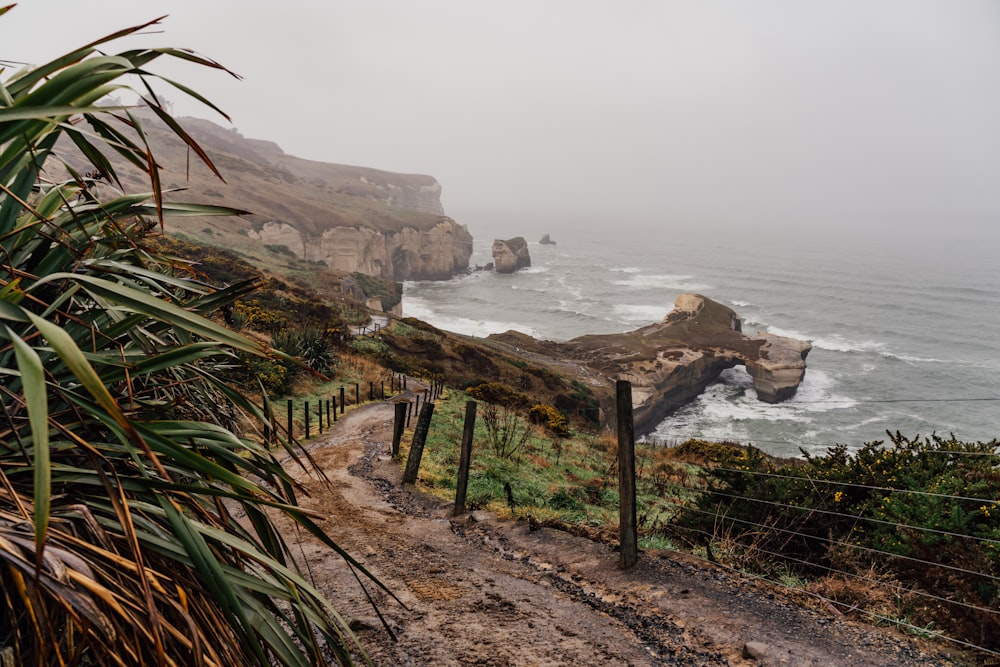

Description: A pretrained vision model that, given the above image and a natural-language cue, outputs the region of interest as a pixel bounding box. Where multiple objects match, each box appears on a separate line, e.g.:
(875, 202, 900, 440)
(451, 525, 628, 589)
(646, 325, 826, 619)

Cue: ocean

(402, 228, 1000, 458)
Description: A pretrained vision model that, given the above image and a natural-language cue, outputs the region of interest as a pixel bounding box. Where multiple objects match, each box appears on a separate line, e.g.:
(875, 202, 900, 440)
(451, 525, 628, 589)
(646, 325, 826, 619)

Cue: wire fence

(308, 371, 999, 660)
(630, 432, 1000, 660)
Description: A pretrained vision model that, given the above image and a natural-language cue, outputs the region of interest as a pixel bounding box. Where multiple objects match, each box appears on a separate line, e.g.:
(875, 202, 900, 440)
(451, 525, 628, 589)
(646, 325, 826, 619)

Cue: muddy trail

(278, 398, 972, 666)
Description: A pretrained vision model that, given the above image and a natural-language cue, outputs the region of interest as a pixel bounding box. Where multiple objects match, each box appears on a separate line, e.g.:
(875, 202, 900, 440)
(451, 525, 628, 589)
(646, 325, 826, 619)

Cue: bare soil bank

(281, 399, 975, 666)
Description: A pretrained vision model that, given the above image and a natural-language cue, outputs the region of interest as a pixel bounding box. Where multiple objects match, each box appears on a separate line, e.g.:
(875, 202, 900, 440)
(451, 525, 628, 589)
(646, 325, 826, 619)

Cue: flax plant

(0, 9, 371, 665)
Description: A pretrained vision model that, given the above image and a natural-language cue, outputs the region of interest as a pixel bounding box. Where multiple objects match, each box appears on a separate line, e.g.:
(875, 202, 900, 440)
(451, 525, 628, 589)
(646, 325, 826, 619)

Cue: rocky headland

(492, 237, 532, 273)
(487, 294, 811, 435)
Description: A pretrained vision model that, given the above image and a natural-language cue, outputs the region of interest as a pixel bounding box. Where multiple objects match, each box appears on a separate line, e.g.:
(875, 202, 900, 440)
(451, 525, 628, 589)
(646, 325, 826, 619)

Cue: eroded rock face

(492, 237, 531, 274)
(248, 217, 472, 281)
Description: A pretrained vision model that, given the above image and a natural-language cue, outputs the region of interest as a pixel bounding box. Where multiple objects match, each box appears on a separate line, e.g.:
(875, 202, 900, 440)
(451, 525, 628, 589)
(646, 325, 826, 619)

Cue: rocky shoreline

(488, 293, 811, 435)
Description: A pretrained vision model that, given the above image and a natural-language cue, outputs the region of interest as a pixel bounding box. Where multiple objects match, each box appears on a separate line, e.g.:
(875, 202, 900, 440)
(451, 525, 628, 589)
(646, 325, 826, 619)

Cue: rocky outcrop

(487, 293, 810, 435)
(539, 234, 556, 245)
(248, 217, 472, 281)
(745, 333, 812, 403)
(492, 237, 531, 274)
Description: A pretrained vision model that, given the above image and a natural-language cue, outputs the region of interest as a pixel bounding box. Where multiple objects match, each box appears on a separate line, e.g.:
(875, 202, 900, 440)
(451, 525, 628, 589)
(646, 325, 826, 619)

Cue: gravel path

(280, 399, 975, 666)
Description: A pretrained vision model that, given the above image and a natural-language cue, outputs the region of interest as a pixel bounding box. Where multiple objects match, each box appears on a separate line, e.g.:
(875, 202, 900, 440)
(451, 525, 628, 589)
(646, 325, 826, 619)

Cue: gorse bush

(529, 403, 571, 438)
(0, 13, 370, 665)
(669, 432, 1000, 651)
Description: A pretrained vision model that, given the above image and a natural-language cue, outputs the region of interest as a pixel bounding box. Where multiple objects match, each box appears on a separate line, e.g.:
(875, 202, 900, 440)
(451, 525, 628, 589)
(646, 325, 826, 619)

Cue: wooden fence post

(616, 379, 638, 569)
(453, 400, 477, 515)
(403, 402, 435, 484)
(326, 399, 331, 426)
(406, 400, 413, 428)
(332, 396, 337, 422)
(354, 383, 359, 405)
(340, 387, 345, 413)
(369, 382, 374, 401)
(317, 400, 323, 433)
(391, 401, 408, 457)
(287, 399, 292, 439)
(304, 401, 310, 440)
(381, 381, 385, 400)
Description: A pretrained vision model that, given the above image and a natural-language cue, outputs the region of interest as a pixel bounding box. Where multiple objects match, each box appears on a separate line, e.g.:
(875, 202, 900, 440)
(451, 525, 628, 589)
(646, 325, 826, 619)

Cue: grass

(393, 389, 690, 535)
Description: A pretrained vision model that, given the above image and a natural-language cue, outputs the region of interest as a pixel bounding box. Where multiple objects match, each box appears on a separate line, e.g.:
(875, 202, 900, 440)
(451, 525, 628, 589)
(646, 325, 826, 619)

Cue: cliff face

(83, 109, 474, 283)
(248, 217, 472, 281)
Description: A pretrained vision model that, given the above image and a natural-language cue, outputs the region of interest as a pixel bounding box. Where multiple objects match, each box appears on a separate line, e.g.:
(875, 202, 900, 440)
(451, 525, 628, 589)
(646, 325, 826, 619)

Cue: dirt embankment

(280, 399, 972, 666)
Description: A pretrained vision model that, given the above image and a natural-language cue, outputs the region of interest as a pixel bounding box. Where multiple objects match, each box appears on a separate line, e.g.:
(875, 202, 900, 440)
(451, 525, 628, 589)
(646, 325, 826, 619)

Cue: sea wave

(401, 298, 541, 338)
(612, 303, 672, 324)
(610, 273, 712, 291)
(650, 367, 855, 446)
(879, 351, 948, 364)
(766, 326, 886, 355)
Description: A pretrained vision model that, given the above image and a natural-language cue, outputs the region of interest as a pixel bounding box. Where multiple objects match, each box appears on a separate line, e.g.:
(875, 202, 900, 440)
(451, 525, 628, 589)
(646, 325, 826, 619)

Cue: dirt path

(281, 399, 971, 666)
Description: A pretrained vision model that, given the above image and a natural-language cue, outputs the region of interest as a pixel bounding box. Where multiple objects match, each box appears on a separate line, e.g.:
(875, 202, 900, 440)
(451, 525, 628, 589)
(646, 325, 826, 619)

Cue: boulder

(492, 237, 531, 274)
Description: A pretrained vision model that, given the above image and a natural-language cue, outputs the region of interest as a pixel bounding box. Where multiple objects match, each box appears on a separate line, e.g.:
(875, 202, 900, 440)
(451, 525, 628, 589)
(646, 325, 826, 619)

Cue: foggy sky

(3, 1, 999, 242)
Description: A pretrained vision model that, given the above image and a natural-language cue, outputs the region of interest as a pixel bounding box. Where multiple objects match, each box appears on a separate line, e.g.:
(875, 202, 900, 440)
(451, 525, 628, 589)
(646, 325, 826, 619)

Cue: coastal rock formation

(488, 294, 810, 435)
(492, 237, 532, 274)
(539, 234, 556, 245)
(248, 217, 472, 281)
(745, 333, 813, 403)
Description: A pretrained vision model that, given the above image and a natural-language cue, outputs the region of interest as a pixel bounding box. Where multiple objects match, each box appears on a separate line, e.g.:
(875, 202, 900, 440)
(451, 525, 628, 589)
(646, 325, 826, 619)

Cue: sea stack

(539, 234, 556, 245)
(492, 237, 531, 273)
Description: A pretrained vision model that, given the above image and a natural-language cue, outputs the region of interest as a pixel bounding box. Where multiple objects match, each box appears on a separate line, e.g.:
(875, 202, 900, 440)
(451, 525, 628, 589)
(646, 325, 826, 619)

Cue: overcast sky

(3, 1, 999, 242)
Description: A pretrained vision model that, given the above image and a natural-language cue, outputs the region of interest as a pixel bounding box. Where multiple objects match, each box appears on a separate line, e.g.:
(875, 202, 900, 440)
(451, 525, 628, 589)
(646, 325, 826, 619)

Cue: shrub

(669, 432, 1000, 651)
(466, 383, 531, 459)
(529, 404, 571, 437)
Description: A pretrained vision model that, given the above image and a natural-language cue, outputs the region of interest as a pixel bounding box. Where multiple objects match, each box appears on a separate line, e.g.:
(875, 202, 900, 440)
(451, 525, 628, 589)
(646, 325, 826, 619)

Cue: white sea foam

(652, 367, 855, 445)
(788, 370, 857, 411)
(610, 273, 712, 291)
(402, 298, 541, 338)
(766, 326, 887, 355)
(521, 266, 550, 274)
(612, 303, 672, 324)
(879, 351, 948, 364)
(556, 275, 585, 300)
(730, 300, 754, 308)
(611, 266, 641, 274)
